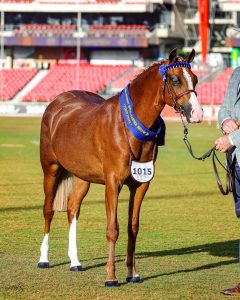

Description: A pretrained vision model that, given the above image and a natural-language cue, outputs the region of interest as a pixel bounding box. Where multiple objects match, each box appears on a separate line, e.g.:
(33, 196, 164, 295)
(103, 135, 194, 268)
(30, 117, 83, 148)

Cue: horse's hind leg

(126, 182, 149, 283)
(67, 176, 90, 271)
(38, 163, 61, 268)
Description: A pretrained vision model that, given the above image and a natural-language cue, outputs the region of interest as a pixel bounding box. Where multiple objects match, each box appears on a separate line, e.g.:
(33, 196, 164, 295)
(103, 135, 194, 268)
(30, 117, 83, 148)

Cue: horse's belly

(52, 121, 105, 184)
(61, 154, 105, 184)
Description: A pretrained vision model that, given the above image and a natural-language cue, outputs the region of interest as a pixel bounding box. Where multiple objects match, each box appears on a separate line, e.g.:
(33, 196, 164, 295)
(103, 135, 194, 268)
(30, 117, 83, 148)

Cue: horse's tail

(53, 170, 74, 212)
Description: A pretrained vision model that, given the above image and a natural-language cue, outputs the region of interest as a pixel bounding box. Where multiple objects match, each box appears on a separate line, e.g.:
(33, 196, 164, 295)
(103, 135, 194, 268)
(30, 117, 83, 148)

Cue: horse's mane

(131, 56, 186, 83)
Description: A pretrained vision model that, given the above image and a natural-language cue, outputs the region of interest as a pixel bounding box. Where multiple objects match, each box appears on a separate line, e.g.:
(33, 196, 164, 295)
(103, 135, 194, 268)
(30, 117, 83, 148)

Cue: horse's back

(45, 90, 104, 115)
(42, 90, 105, 131)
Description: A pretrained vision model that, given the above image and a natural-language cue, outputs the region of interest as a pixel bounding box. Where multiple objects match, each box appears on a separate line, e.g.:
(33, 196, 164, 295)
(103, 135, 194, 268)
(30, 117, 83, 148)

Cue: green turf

(0, 117, 240, 300)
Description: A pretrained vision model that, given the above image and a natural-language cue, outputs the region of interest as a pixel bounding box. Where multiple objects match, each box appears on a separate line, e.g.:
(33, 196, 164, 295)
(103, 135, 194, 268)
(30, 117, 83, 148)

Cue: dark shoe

(222, 283, 240, 295)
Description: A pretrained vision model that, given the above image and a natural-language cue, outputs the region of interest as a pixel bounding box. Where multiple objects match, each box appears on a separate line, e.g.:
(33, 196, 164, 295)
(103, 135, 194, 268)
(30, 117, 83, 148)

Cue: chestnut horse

(38, 48, 203, 286)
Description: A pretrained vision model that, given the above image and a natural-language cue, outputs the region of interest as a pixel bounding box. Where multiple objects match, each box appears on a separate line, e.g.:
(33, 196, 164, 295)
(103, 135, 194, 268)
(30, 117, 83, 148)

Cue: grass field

(1, 117, 240, 300)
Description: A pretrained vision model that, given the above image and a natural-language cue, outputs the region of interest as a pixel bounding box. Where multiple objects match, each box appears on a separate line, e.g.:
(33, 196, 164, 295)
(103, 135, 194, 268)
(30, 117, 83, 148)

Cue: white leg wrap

(39, 234, 49, 263)
(68, 215, 81, 267)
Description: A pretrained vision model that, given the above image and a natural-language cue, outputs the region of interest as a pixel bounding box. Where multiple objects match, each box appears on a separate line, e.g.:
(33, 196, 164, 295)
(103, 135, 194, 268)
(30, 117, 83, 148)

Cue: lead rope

(179, 110, 233, 195)
(165, 79, 233, 195)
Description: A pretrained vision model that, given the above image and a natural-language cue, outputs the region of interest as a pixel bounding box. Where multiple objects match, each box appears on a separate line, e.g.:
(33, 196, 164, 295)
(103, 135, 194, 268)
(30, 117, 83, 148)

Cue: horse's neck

(129, 69, 165, 129)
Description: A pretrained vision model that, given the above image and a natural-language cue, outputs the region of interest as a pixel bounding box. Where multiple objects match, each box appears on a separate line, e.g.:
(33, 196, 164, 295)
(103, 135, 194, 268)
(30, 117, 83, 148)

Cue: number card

(130, 160, 154, 183)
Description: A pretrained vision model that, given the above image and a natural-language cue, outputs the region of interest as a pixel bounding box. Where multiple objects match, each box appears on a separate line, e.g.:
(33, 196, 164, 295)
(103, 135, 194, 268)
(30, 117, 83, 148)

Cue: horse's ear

(186, 49, 195, 63)
(168, 48, 178, 63)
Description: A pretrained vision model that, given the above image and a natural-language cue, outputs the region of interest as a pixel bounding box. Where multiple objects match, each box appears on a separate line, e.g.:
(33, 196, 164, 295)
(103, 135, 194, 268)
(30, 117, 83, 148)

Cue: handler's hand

(222, 119, 238, 134)
(215, 135, 233, 153)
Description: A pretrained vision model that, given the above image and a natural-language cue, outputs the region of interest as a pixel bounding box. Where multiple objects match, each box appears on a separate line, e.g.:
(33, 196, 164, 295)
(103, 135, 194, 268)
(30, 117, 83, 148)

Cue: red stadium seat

(196, 68, 233, 105)
(23, 63, 131, 102)
(0, 69, 38, 101)
(111, 68, 142, 90)
(86, 24, 149, 38)
(13, 24, 76, 37)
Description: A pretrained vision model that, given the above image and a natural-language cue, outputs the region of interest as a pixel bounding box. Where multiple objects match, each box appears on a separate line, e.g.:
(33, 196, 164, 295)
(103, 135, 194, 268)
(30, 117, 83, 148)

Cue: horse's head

(160, 48, 203, 123)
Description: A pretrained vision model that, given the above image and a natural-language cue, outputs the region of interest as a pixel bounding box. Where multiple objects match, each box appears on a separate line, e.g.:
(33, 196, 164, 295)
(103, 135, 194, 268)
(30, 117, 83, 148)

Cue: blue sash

(119, 84, 165, 146)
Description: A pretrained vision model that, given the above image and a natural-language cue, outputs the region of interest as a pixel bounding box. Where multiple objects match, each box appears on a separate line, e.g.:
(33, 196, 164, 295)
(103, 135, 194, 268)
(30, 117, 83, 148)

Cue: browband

(159, 62, 191, 82)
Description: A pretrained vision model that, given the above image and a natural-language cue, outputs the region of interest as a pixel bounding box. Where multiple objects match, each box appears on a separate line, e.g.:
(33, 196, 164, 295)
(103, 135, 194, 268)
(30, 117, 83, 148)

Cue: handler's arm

(218, 67, 240, 127)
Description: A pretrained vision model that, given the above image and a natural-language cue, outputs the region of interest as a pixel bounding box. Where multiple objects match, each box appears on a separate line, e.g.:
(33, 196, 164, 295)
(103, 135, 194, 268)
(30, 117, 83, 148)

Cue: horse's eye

(170, 75, 181, 85)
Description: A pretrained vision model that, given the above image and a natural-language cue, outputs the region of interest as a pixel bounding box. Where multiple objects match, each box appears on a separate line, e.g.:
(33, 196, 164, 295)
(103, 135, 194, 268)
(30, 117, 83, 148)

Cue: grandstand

(0, 0, 186, 65)
(0, 61, 233, 106)
(196, 68, 233, 105)
(0, 0, 238, 118)
(0, 68, 37, 100)
(23, 63, 131, 102)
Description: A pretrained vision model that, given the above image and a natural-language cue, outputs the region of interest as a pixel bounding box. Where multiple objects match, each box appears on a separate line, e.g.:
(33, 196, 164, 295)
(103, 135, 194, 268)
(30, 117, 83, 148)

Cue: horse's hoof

(70, 265, 83, 272)
(38, 262, 49, 269)
(104, 280, 119, 287)
(126, 276, 142, 283)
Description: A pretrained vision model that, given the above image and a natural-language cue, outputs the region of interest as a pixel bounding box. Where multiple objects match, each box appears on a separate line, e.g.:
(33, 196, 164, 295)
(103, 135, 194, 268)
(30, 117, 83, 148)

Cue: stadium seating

(111, 66, 233, 105)
(87, 24, 149, 37)
(3, 0, 145, 3)
(0, 69, 37, 101)
(111, 68, 209, 91)
(14, 24, 76, 37)
(196, 68, 233, 105)
(36, 0, 119, 3)
(23, 63, 131, 102)
(192, 69, 209, 80)
(0, 65, 233, 104)
(0, 0, 32, 2)
(111, 68, 142, 90)
(94, 0, 119, 3)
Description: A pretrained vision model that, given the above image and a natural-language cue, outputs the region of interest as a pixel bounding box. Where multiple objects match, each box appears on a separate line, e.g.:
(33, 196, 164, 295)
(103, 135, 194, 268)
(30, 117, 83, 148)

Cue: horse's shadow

(137, 239, 238, 260)
(135, 239, 238, 282)
(51, 239, 239, 282)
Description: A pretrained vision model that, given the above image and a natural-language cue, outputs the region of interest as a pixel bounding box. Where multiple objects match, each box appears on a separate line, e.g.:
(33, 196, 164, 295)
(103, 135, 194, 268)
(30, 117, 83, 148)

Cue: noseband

(159, 62, 197, 111)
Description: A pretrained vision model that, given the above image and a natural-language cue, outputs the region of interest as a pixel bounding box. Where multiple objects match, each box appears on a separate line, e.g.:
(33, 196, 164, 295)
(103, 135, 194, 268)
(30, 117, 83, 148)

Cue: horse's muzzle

(183, 103, 203, 123)
(189, 107, 203, 123)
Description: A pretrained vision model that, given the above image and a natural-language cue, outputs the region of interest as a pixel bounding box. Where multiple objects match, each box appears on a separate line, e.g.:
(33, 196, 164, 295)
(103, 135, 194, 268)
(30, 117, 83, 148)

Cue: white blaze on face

(183, 68, 203, 123)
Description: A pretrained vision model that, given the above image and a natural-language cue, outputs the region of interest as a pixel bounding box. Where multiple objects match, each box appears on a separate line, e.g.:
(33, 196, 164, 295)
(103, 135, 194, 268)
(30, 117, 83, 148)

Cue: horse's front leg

(126, 182, 149, 283)
(104, 173, 122, 287)
(67, 176, 90, 271)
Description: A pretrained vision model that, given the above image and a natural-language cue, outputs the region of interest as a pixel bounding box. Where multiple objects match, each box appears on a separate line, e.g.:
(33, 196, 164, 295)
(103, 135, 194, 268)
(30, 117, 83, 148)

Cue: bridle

(166, 78, 197, 113)
(159, 61, 197, 112)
